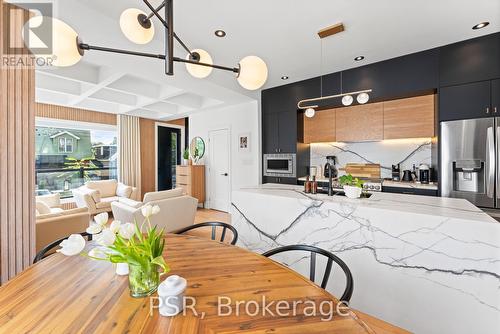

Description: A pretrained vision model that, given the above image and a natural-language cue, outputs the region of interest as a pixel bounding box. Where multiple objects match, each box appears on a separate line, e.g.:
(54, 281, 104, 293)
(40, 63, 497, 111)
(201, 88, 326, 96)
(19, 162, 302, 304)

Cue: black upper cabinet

(342, 49, 439, 101)
(318, 72, 342, 108)
(492, 79, 500, 114)
(277, 111, 297, 153)
(439, 81, 491, 121)
(262, 111, 298, 154)
(440, 33, 500, 87)
(262, 113, 279, 154)
(262, 78, 321, 114)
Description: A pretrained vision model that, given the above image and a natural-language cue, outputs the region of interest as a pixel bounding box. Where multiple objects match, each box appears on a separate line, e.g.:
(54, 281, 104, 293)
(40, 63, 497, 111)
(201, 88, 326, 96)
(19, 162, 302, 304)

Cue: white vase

(343, 185, 362, 199)
(116, 263, 129, 276)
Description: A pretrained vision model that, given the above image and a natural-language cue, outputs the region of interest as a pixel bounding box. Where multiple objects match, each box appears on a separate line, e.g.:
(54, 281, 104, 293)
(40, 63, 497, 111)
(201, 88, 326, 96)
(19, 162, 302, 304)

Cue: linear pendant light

(298, 23, 372, 116)
(24, 0, 268, 90)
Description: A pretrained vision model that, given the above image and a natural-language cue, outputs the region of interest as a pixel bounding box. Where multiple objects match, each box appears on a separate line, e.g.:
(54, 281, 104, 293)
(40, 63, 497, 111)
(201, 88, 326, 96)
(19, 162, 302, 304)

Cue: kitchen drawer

(176, 174, 191, 185)
(382, 186, 437, 197)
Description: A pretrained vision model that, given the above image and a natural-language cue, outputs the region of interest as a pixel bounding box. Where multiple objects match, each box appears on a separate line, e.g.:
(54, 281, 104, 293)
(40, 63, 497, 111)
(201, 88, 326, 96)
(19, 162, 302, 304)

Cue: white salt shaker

(115, 263, 129, 276)
(157, 275, 187, 316)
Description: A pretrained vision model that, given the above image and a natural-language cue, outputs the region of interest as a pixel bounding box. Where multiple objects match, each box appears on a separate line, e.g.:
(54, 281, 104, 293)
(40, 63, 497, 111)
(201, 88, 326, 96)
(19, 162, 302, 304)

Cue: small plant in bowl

(339, 174, 364, 199)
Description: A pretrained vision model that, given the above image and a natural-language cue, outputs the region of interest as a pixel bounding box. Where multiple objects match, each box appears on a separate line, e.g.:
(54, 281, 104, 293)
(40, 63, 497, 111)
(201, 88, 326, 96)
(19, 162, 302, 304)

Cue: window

(58, 137, 73, 153)
(35, 119, 118, 198)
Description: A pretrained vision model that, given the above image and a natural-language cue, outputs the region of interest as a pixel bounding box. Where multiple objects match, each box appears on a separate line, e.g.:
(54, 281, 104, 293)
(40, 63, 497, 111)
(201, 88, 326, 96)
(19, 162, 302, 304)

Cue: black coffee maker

(324, 156, 338, 179)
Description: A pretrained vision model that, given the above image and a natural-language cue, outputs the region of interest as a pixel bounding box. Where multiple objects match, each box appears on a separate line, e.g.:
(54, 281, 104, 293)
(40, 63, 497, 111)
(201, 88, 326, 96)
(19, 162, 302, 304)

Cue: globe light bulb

(357, 92, 370, 104)
(305, 108, 316, 118)
(237, 56, 268, 90)
(120, 8, 155, 44)
(185, 49, 213, 78)
(342, 95, 354, 106)
(24, 16, 82, 67)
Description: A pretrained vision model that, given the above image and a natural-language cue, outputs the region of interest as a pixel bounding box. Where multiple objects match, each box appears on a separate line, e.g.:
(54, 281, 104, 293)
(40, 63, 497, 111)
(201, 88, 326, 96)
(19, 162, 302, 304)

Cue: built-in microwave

(263, 153, 296, 177)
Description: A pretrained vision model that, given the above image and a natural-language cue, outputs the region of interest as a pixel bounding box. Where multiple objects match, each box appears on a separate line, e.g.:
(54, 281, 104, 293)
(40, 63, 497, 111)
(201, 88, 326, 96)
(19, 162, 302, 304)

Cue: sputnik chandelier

(26, 0, 268, 90)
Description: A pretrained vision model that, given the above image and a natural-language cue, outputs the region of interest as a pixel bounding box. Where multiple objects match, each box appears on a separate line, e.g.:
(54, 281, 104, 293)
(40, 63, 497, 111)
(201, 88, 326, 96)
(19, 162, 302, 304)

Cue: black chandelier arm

(173, 57, 239, 73)
(145, 1, 165, 20)
(165, 0, 174, 75)
(142, 0, 193, 57)
(78, 43, 240, 74)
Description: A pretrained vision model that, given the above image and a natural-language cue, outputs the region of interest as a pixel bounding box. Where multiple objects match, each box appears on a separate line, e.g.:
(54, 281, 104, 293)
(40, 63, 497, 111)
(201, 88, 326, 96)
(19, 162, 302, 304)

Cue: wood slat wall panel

(35, 103, 117, 125)
(0, 1, 35, 284)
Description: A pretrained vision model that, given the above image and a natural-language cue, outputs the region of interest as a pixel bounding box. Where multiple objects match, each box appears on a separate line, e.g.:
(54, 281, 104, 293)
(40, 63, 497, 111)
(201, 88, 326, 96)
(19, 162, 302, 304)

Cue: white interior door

(209, 129, 230, 212)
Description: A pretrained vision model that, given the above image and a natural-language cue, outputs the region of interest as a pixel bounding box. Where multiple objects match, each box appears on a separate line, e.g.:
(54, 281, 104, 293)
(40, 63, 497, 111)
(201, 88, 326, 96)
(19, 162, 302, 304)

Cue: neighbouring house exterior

(35, 127, 93, 168)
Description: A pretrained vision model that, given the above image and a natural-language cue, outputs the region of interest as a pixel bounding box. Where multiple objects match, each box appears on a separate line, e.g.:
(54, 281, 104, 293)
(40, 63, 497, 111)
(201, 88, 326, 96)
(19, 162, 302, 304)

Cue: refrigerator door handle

(486, 126, 495, 198)
(497, 125, 500, 200)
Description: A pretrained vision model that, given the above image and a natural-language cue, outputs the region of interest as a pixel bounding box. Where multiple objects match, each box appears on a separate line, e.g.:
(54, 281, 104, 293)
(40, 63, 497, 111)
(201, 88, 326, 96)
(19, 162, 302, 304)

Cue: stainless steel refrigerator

(441, 118, 500, 208)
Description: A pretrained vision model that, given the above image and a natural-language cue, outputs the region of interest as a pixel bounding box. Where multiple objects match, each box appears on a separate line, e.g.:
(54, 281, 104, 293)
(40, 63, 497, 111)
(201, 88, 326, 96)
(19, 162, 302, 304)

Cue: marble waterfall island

(230, 184, 500, 334)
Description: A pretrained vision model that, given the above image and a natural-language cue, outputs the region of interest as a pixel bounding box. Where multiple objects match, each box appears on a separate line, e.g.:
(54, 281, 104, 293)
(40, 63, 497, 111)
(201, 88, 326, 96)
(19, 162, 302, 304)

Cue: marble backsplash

(310, 138, 432, 179)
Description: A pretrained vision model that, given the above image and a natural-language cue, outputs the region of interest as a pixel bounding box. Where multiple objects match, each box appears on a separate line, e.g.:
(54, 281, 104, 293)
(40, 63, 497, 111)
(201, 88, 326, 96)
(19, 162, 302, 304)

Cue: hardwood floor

(194, 208, 230, 225)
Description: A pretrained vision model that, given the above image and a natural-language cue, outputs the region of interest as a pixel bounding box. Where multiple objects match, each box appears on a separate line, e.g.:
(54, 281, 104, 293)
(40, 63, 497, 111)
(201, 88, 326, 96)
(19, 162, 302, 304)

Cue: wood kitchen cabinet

(335, 102, 384, 142)
(383, 95, 435, 139)
(302, 108, 336, 143)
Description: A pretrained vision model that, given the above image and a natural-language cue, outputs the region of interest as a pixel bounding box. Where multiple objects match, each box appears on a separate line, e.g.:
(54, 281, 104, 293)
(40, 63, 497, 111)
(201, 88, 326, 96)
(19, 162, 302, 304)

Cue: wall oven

(263, 153, 296, 177)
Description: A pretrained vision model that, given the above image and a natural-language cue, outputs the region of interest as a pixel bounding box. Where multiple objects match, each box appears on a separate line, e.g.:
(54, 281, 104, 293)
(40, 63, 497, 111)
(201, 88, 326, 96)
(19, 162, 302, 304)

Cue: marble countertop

(231, 184, 500, 333)
(236, 184, 496, 224)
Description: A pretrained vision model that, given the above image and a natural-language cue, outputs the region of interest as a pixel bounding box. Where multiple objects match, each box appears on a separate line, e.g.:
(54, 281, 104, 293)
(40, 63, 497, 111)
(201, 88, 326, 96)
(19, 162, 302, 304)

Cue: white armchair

(72, 180, 138, 215)
(111, 188, 198, 233)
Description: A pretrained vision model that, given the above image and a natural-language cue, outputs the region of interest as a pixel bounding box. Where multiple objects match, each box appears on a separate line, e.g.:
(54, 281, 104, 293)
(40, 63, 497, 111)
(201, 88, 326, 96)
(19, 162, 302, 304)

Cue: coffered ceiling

(32, 0, 500, 119)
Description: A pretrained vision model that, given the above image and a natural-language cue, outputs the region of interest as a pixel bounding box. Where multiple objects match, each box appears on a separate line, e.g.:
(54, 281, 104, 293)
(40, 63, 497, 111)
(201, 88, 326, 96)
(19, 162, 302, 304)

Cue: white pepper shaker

(157, 275, 187, 316)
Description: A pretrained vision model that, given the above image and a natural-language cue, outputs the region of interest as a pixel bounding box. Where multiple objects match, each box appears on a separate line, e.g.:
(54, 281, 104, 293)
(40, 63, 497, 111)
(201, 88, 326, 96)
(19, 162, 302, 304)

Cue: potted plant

(56, 207, 170, 298)
(339, 174, 364, 199)
(183, 148, 190, 165)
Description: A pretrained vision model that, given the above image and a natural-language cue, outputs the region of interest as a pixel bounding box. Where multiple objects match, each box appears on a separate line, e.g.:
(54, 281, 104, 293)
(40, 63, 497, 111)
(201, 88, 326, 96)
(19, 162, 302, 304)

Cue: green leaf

(151, 256, 170, 276)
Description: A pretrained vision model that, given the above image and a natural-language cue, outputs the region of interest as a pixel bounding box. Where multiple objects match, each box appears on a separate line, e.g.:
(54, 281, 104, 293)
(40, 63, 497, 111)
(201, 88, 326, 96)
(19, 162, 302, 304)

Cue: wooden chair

(33, 232, 92, 264)
(263, 244, 354, 302)
(175, 222, 238, 245)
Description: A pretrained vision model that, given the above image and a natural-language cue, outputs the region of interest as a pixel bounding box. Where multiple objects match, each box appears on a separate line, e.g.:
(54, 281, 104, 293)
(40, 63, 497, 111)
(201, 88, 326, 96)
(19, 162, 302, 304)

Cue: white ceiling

(35, 0, 499, 119)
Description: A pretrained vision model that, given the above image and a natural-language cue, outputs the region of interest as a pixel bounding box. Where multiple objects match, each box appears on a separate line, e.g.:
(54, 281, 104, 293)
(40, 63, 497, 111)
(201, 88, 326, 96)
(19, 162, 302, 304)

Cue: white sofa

(111, 188, 198, 233)
(72, 180, 138, 215)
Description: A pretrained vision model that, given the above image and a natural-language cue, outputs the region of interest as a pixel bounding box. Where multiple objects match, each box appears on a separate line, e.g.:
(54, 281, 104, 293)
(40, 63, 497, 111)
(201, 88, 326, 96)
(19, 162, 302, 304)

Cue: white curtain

(118, 115, 142, 199)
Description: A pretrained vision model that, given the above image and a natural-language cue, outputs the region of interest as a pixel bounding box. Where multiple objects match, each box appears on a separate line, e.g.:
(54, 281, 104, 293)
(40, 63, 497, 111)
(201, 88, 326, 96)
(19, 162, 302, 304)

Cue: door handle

(486, 107, 490, 114)
(221, 173, 228, 176)
(497, 126, 500, 200)
(486, 126, 494, 198)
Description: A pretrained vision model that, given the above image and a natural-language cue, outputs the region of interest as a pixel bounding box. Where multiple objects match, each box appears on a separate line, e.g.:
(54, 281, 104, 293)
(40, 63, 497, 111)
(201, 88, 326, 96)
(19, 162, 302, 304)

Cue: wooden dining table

(0, 234, 408, 333)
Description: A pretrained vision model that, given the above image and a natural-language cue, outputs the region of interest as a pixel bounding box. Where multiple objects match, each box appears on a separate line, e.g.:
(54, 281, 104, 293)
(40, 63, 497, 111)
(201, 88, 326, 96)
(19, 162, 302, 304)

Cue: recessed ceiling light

(214, 29, 226, 37)
(281, 76, 289, 80)
(354, 56, 365, 61)
(472, 22, 489, 30)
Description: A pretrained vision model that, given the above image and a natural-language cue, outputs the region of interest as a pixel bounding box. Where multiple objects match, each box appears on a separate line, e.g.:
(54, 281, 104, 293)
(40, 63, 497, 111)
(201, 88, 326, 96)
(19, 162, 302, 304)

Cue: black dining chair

(33, 232, 92, 264)
(262, 244, 353, 302)
(175, 222, 238, 245)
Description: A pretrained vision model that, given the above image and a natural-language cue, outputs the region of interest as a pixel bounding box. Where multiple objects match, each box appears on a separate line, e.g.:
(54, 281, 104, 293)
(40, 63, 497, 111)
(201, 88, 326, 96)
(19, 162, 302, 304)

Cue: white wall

(189, 101, 260, 206)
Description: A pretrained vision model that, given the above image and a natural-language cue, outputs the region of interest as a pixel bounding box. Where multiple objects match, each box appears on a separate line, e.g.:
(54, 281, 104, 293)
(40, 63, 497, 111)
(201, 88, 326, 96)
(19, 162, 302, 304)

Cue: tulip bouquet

(57, 205, 170, 298)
